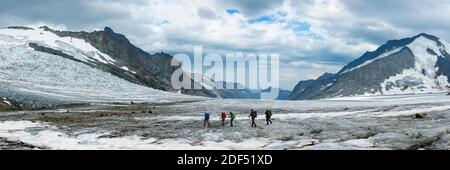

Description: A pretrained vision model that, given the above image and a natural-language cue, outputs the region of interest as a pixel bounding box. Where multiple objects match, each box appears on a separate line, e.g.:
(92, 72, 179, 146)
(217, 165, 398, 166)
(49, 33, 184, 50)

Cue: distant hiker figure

(265, 110, 273, 125)
(249, 109, 257, 127)
(221, 112, 227, 126)
(229, 112, 236, 127)
(204, 112, 211, 127)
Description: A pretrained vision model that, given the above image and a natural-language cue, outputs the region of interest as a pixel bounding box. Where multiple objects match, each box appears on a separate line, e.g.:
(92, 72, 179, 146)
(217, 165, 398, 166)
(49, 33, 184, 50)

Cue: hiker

(229, 112, 236, 127)
(204, 112, 211, 127)
(265, 110, 273, 125)
(221, 112, 227, 126)
(249, 109, 257, 127)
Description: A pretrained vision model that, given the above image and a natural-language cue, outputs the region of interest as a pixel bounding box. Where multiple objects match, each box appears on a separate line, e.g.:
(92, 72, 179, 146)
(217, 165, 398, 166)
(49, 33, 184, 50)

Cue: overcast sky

(1, 0, 450, 90)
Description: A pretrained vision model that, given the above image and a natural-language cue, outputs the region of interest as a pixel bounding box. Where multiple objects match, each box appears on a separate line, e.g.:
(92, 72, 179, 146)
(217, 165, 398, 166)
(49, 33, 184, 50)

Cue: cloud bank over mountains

(1, 0, 449, 89)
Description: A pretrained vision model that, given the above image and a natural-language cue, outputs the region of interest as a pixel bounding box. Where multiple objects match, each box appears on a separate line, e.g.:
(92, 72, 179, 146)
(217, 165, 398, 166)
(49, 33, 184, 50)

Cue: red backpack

(221, 112, 227, 119)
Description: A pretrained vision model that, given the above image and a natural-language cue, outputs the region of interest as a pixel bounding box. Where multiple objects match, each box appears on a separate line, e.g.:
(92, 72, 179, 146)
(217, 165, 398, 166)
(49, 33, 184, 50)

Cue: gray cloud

(341, 0, 450, 41)
(217, 0, 285, 17)
(197, 7, 219, 20)
(290, 0, 450, 45)
(0, 0, 136, 29)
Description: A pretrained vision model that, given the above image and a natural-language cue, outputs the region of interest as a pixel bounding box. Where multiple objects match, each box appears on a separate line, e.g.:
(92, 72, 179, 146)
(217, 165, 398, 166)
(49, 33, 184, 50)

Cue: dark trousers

(251, 118, 257, 127)
(266, 117, 272, 125)
(230, 119, 234, 127)
(204, 119, 210, 127)
(221, 118, 225, 126)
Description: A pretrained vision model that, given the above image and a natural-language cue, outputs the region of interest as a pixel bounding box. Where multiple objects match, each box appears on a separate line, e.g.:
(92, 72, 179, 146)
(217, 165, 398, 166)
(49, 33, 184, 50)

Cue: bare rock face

(41, 26, 179, 92)
(5, 26, 34, 30)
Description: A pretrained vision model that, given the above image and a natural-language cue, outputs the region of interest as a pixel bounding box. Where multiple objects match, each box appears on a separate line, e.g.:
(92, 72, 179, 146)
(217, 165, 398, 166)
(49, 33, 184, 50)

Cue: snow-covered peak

(291, 33, 450, 100)
(340, 33, 448, 75)
(376, 34, 450, 95)
(0, 26, 116, 65)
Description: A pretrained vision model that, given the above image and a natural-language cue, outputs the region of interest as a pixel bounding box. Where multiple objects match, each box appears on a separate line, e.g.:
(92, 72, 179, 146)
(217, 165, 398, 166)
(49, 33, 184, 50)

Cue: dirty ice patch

(0, 121, 272, 150)
(373, 105, 450, 117)
(326, 92, 450, 103)
(274, 109, 378, 119)
(301, 139, 379, 150)
(135, 109, 378, 122)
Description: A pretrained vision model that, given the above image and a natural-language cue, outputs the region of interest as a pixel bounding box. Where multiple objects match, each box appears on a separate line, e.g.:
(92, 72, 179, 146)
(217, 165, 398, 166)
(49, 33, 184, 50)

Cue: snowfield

(0, 27, 115, 64)
(1, 93, 450, 150)
(0, 27, 202, 106)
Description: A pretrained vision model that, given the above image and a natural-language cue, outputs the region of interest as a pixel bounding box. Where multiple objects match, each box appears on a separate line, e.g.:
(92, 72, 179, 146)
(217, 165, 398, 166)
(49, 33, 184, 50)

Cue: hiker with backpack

(249, 109, 257, 127)
(204, 112, 211, 127)
(220, 112, 227, 126)
(229, 112, 236, 127)
(265, 110, 273, 125)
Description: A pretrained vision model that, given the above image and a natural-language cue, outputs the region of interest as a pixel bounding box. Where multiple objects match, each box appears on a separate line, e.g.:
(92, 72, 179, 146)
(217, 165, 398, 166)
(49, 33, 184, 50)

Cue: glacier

(1, 93, 450, 150)
(0, 27, 202, 106)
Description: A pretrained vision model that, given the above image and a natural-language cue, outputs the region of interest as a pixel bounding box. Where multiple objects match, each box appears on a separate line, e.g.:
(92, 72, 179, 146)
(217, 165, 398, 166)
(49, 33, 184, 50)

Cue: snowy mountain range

(0, 26, 207, 107)
(2, 26, 448, 106)
(0, 26, 289, 107)
(289, 33, 450, 100)
(182, 74, 291, 100)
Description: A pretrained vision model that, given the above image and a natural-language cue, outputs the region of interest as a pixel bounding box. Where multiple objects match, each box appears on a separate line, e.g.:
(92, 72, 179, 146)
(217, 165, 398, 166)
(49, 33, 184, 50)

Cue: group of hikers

(203, 109, 273, 128)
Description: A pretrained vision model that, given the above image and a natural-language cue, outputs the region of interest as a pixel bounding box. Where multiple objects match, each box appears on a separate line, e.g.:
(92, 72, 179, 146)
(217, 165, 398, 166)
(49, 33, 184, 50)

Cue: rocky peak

(290, 33, 450, 100)
(5, 26, 34, 30)
(104, 26, 114, 33)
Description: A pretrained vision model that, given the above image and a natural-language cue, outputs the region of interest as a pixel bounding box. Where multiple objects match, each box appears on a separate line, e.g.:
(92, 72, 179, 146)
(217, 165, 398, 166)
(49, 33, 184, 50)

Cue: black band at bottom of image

(0, 150, 448, 169)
